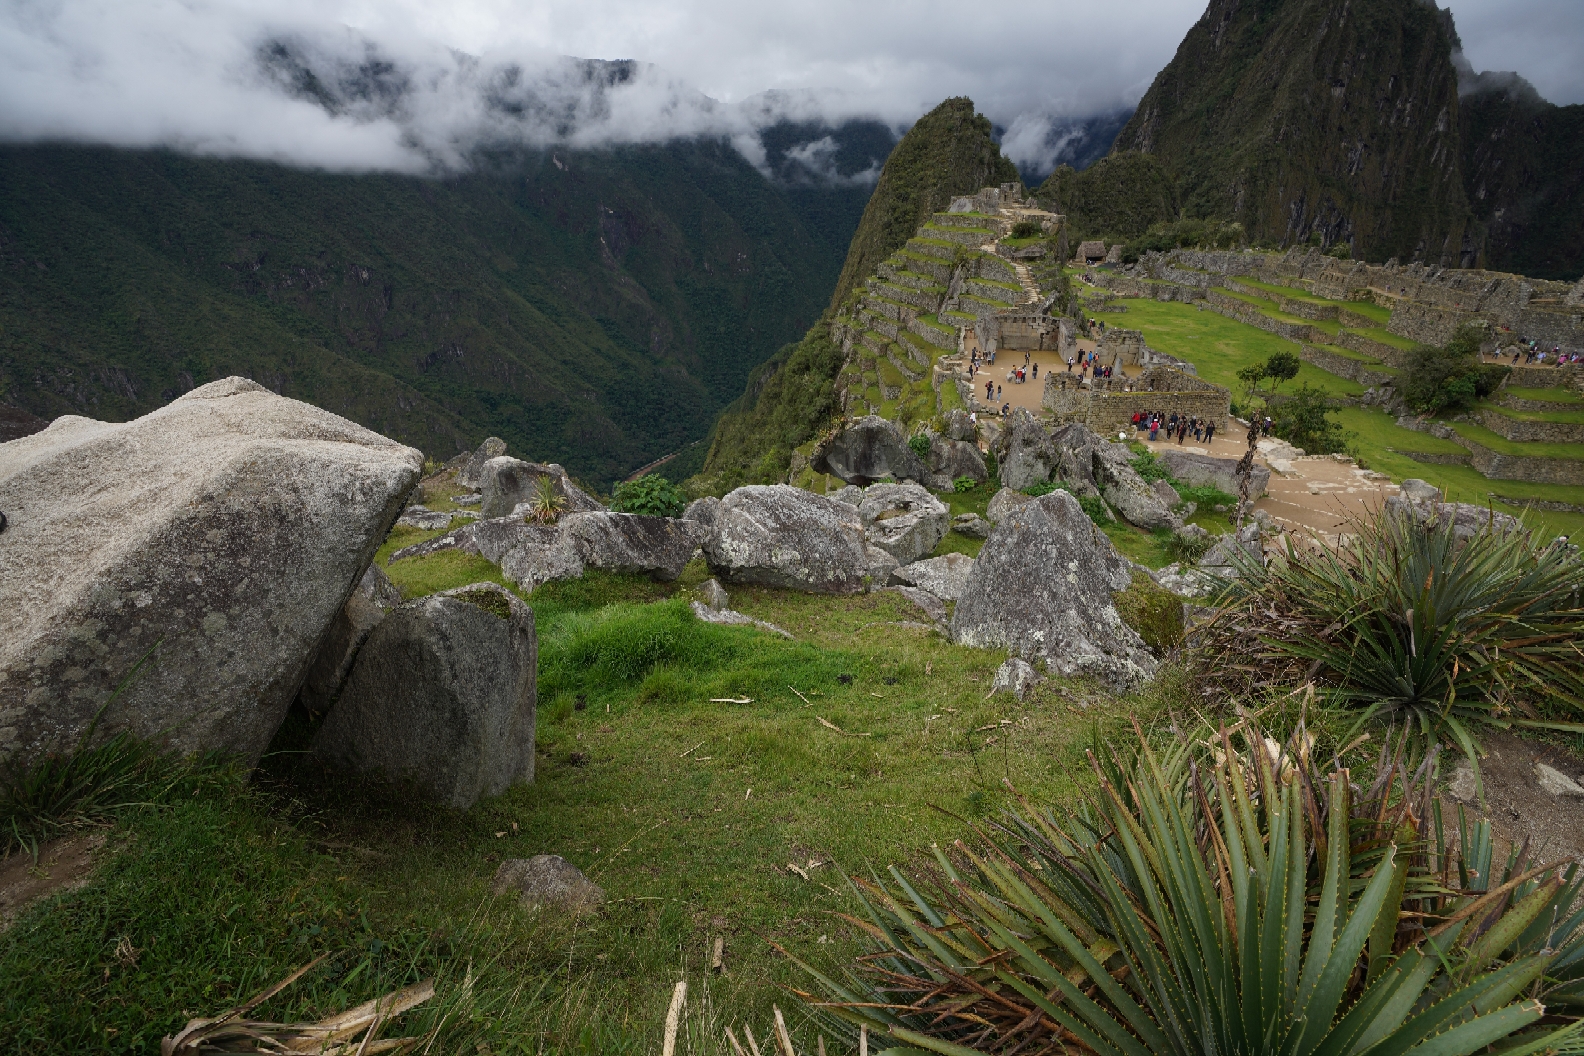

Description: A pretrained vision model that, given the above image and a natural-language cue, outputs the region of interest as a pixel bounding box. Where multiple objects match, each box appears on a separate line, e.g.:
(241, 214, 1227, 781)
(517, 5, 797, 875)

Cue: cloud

(0, 0, 1577, 178)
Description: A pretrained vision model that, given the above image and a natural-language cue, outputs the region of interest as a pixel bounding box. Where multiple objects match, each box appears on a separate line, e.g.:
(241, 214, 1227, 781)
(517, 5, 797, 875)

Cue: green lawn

(1479, 403, 1584, 425)
(1344, 326, 1418, 351)
(1, 552, 1160, 1053)
(1506, 386, 1584, 406)
(1343, 300, 1392, 325)
(1449, 421, 1584, 461)
(1111, 298, 1364, 399)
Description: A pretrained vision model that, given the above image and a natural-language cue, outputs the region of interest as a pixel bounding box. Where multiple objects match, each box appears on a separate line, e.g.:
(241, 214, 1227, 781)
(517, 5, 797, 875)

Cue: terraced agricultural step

(1300, 344, 1396, 387)
(875, 264, 946, 295)
(1475, 407, 1584, 444)
(1499, 388, 1584, 413)
(930, 211, 1003, 230)
(918, 224, 995, 247)
(906, 237, 961, 260)
(866, 279, 943, 313)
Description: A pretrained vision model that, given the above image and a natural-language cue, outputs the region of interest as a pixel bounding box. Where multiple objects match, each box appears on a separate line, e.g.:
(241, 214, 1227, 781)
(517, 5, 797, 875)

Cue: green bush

(1207, 505, 1584, 757)
(1172, 482, 1238, 509)
(1269, 383, 1352, 454)
(906, 433, 931, 459)
(1020, 480, 1058, 497)
(792, 720, 1584, 1054)
(952, 476, 979, 493)
(609, 474, 688, 517)
(1128, 450, 1172, 483)
(1050, 482, 1111, 524)
(1008, 219, 1043, 239)
(1401, 325, 1510, 416)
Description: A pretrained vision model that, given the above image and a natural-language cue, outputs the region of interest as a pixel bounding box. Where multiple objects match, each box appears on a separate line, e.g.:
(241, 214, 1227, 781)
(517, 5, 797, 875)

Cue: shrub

(1270, 383, 1351, 454)
(1172, 483, 1237, 509)
(1128, 450, 1172, 483)
(1020, 480, 1058, 497)
(1161, 527, 1212, 564)
(1203, 506, 1584, 758)
(787, 720, 1584, 1054)
(609, 473, 688, 518)
(1008, 219, 1043, 239)
(1401, 325, 1510, 416)
(953, 476, 978, 493)
(906, 433, 931, 460)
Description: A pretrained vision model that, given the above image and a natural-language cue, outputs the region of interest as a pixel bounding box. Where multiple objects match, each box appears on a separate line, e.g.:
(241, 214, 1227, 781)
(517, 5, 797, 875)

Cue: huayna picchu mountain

(692, 98, 1019, 492)
(1108, 0, 1584, 278)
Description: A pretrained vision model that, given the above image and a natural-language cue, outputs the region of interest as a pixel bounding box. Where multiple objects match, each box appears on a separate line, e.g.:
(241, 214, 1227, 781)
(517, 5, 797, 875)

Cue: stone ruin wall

(1042, 363, 1229, 435)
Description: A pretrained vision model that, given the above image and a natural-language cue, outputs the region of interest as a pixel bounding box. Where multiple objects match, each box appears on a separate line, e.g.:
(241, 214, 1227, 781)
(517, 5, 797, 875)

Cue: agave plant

(785, 720, 1584, 1055)
(523, 475, 567, 525)
(1199, 507, 1584, 758)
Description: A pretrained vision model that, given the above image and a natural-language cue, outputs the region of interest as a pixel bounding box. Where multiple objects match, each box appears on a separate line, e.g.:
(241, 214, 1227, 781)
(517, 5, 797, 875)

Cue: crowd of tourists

(1507, 339, 1581, 366)
(1133, 410, 1219, 445)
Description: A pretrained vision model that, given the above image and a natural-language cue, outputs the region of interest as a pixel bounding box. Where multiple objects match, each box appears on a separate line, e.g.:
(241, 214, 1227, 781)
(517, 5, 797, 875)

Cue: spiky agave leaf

(792, 720, 1584, 1055)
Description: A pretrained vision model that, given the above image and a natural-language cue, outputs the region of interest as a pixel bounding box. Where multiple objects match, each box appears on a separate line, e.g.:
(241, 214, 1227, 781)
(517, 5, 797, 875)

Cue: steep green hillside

(692, 98, 1017, 494)
(1113, 0, 1469, 263)
(1033, 152, 1178, 242)
(826, 98, 1019, 313)
(1460, 76, 1584, 281)
(0, 141, 869, 488)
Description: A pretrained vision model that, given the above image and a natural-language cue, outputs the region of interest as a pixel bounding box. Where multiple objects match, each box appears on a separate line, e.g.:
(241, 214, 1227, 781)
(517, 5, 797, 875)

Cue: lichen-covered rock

(812, 415, 925, 483)
(1384, 493, 1521, 542)
(311, 582, 536, 809)
(1157, 449, 1268, 498)
(991, 658, 1045, 700)
(396, 505, 454, 530)
(928, 436, 987, 490)
(1152, 562, 1219, 598)
(690, 599, 794, 638)
(479, 457, 603, 518)
(500, 536, 585, 593)
(300, 564, 403, 716)
(1200, 523, 1264, 572)
(682, 496, 722, 538)
(1092, 441, 1175, 530)
(986, 487, 1035, 524)
(943, 409, 977, 442)
(703, 485, 871, 593)
(697, 578, 730, 611)
(891, 552, 975, 601)
(951, 491, 1156, 688)
(0, 377, 422, 770)
(1398, 478, 1441, 502)
(492, 855, 603, 914)
(858, 483, 950, 564)
(387, 515, 551, 565)
(457, 437, 507, 489)
(1049, 423, 1102, 496)
(952, 512, 992, 538)
(831, 485, 864, 507)
(864, 545, 901, 586)
(996, 409, 1059, 490)
(558, 512, 707, 581)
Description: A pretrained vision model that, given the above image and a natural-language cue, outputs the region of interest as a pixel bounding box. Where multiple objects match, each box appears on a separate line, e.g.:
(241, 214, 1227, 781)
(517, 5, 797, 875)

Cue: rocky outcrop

(996, 409, 1060, 490)
(480, 457, 604, 519)
(952, 512, 991, 538)
(943, 409, 977, 441)
(985, 487, 1035, 523)
(951, 491, 1155, 688)
(1049, 423, 1103, 496)
(703, 485, 872, 593)
(697, 578, 730, 611)
(388, 515, 551, 565)
(1155, 449, 1268, 498)
(858, 483, 950, 564)
(299, 564, 403, 716)
(926, 436, 987, 491)
(311, 582, 536, 809)
(1092, 441, 1175, 530)
(558, 512, 707, 581)
(397, 505, 454, 531)
(457, 437, 507, 489)
(1384, 493, 1521, 542)
(0, 378, 422, 770)
(1200, 523, 1264, 573)
(499, 530, 586, 593)
(891, 552, 974, 601)
(492, 856, 603, 914)
(812, 416, 925, 483)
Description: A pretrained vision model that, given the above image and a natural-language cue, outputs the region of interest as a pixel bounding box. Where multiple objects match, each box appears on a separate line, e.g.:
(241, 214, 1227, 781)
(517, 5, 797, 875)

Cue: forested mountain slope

(0, 133, 885, 487)
(692, 98, 1018, 493)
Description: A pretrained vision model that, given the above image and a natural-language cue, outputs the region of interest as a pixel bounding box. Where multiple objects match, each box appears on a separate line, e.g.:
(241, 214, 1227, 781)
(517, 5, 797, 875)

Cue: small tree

(1270, 383, 1351, 454)
(1263, 350, 1301, 391)
(609, 473, 688, 518)
(1401, 324, 1508, 417)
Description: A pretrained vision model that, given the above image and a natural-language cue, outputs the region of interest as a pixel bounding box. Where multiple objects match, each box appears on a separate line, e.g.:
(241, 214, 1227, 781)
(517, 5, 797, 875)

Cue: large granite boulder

(858, 483, 950, 564)
(479, 457, 604, 518)
(388, 515, 550, 565)
(299, 564, 403, 716)
(811, 416, 925, 483)
(891, 552, 974, 601)
(943, 409, 977, 442)
(500, 532, 585, 593)
(0, 377, 422, 770)
(996, 409, 1059, 490)
(456, 436, 507, 489)
(927, 436, 987, 491)
(703, 485, 872, 593)
(311, 582, 536, 809)
(558, 511, 707, 581)
(1049, 423, 1102, 496)
(1156, 449, 1268, 499)
(986, 487, 1035, 523)
(1200, 523, 1264, 573)
(951, 490, 1156, 688)
(1384, 493, 1521, 542)
(1092, 442, 1175, 531)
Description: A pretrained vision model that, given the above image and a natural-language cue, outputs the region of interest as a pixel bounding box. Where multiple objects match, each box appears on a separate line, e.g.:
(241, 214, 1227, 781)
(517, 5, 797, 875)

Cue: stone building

(1042, 364, 1230, 436)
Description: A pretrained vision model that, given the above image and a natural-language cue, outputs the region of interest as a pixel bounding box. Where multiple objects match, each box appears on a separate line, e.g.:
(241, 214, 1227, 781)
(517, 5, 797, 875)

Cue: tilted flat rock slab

(951, 490, 1156, 689)
(0, 378, 422, 769)
(703, 485, 872, 593)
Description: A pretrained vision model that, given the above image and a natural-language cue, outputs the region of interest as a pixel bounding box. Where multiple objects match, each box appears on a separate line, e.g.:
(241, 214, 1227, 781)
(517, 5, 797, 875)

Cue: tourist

(986, 380, 994, 401)
(1032, 362, 1038, 379)
(1205, 420, 1216, 444)
(1177, 420, 1187, 444)
(1132, 411, 1142, 429)
(1262, 416, 1273, 436)
(1148, 417, 1160, 441)
(1066, 356, 1074, 372)
(1001, 402, 1010, 417)
(997, 384, 1003, 401)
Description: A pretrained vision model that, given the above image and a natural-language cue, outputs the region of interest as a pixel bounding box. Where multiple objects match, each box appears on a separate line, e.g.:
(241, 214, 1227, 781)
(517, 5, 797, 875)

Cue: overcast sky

(2, 0, 1578, 175)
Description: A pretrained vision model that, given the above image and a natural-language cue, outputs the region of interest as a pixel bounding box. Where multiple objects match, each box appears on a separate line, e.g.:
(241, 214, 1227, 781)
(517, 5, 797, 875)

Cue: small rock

(990, 658, 1045, 700)
(1448, 764, 1478, 802)
(1536, 762, 1584, 797)
(891, 552, 974, 601)
(397, 505, 454, 531)
(698, 578, 730, 611)
(1398, 478, 1441, 502)
(1151, 479, 1180, 510)
(451, 493, 482, 506)
(688, 600, 792, 638)
(952, 512, 991, 538)
(491, 855, 604, 914)
(858, 483, 950, 564)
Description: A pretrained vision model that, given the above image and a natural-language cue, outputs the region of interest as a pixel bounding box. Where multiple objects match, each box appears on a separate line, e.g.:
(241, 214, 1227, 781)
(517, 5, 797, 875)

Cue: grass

(2, 542, 1162, 1051)
(1448, 421, 1584, 460)
(1345, 325, 1419, 351)
(1478, 403, 1584, 425)
(1505, 386, 1584, 405)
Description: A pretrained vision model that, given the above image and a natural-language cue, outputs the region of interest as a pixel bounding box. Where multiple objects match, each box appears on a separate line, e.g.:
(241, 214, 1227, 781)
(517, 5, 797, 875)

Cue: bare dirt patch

(1444, 732, 1584, 866)
(0, 833, 103, 929)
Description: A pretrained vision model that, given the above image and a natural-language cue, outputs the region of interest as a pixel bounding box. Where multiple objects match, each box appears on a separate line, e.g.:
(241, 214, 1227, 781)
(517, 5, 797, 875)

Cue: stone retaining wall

(1399, 450, 1473, 466)
(1337, 308, 1381, 329)
(1278, 297, 1339, 322)
(1455, 438, 1584, 485)
(1475, 408, 1584, 444)
(1506, 364, 1582, 389)
(906, 238, 958, 260)
(1500, 392, 1581, 413)
(1203, 290, 1320, 343)
(919, 225, 993, 247)
(1336, 331, 1413, 368)
(907, 315, 955, 352)
(1300, 344, 1394, 386)
(1386, 300, 1478, 346)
